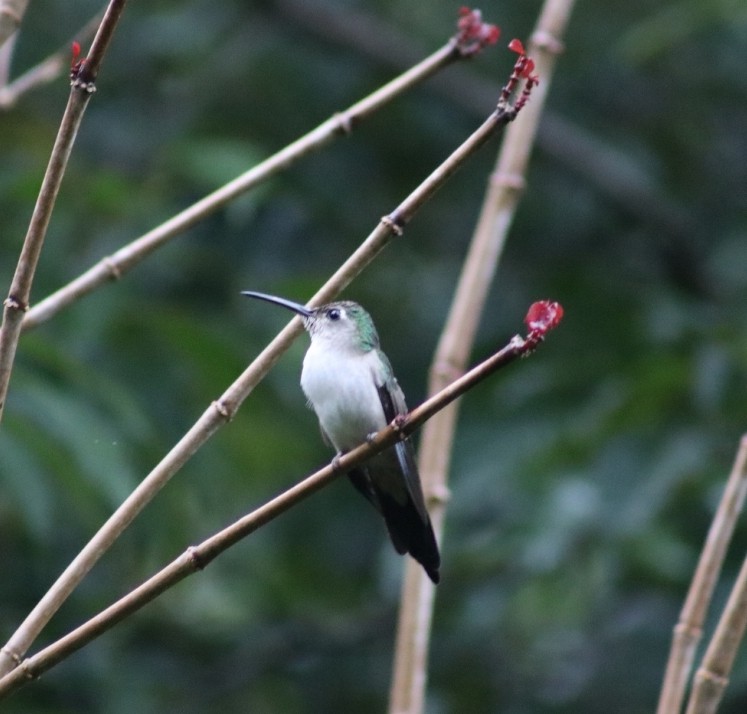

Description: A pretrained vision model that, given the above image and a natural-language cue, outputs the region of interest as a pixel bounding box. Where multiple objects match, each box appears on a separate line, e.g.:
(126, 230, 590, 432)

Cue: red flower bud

(71, 41, 81, 67)
(508, 38, 525, 55)
(524, 301, 564, 333)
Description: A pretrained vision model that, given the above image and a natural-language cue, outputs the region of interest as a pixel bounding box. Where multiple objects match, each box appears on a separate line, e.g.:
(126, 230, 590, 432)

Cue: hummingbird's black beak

(241, 291, 313, 318)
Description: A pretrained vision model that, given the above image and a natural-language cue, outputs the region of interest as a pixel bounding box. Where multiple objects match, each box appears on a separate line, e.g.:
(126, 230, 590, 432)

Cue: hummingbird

(242, 291, 441, 584)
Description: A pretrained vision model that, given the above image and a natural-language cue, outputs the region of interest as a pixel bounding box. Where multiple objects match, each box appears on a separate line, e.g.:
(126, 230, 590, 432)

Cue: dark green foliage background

(1, 0, 746, 712)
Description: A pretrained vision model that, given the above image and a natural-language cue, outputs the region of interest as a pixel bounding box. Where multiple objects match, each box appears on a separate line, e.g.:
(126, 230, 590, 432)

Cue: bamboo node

(380, 215, 404, 236)
(20, 661, 35, 680)
(332, 111, 354, 135)
(70, 78, 97, 93)
(674, 621, 702, 639)
(3, 295, 29, 312)
(212, 399, 232, 421)
(428, 484, 452, 505)
(530, 30, 565, 54)
(186, 546, 206, 571)
(490, 171, 526, 191)
(431, 359, 465, 383)
(695, 668, 729, 688)
(0, 646, 22, 666)
(103, 257, 122, 280)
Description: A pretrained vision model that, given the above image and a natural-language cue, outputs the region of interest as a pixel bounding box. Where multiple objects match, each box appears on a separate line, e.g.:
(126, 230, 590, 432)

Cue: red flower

(508, 38, 525, 55)
(71, 41, 81, 68)
(524, 301, 564, 333)
(455, 7, 500, 55)
(507, 38, 539, 87)
(519, 57, 536, 78)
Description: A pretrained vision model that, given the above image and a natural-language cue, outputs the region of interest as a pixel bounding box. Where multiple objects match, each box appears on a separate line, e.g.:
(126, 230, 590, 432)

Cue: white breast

(300, 343, 387, 452)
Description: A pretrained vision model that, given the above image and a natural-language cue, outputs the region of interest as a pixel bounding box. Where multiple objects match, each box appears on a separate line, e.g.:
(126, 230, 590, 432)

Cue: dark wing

(347, 467, 381, 512)
(375, 378, 430, 525)
(365, 392, 441, 582)
(355, 355, 442, 583)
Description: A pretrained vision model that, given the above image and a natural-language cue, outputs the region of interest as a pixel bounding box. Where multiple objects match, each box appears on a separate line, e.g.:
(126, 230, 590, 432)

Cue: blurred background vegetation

(1, 0, 746, 712)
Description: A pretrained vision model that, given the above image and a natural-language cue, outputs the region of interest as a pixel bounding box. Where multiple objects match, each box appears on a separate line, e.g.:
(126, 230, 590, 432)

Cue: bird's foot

(393, 414, 408, 433)
(331, 452, 345, 472)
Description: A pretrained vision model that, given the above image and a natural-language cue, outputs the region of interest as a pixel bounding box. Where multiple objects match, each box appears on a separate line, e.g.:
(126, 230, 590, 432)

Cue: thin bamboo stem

(0, 0, 127, 423)
(0, 0, 28, 48)
(657, 435, 747, 714)
(685, 549, 747, 714)
(0, 10, 103, 109)
(388, 1, 576, 712)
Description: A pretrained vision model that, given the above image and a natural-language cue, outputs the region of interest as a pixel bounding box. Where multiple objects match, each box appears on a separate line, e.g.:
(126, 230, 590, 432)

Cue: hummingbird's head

(242, 292, 380, 353)
(306, 301, 379, 352)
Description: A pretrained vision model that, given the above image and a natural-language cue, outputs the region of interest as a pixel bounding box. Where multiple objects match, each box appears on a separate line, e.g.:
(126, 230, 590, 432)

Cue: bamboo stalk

(388, 1, 576, 712)
(684, 549, 747, 714)
(657, 436, 747, 714)
(0, 0, 28, 48)
(0, 0, 127, 423)
(0, 10, 103, 109)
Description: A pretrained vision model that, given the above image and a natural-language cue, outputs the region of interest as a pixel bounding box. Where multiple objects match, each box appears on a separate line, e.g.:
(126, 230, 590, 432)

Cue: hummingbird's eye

(327, 308, 341, 321)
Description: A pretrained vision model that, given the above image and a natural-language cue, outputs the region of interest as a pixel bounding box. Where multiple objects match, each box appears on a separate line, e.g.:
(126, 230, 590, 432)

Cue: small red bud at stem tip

(71, 41, 81, 65)
(508, 38, 525, 55)
(519, 58, 536, 78)
(455, 7, 500, 55)
(524, 301, 564, 334)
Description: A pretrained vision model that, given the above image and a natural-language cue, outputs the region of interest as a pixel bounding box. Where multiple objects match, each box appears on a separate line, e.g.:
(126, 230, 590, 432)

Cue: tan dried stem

(0, 329, 548, 701)
(21, 37, 470, 333)
(0, 0, 27, 48)
(0, 0, 127, 424)
(656, 435, 747, 714)
(684, 549, 747, 714)
(0, 28, 16, 87)
(388, 1, 577, 712)
(0, 99, 517, 678)
(0, 10, 103, 109)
